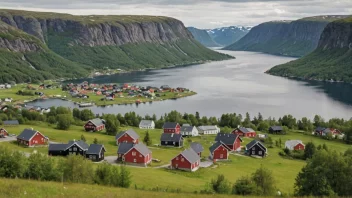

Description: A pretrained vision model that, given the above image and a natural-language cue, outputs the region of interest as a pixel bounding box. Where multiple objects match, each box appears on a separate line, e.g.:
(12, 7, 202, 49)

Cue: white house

(4, 98, 12, 102)
(5, 84, 11, 89)
(180, 126, 199, 137)
(285, 140, 305, 151)
(139, 120, 155, 129)
(197, 125, 220, 135)
(0, 84, 5, 89)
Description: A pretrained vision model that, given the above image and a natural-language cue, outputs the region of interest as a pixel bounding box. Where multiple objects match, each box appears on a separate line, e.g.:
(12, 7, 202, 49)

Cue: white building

(198, 125, 220, 135)
(180, 126, 199, 137)
(139, 120, 155, 129)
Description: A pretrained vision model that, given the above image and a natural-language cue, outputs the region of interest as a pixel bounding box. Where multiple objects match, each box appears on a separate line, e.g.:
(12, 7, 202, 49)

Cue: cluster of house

(0, 84, 12, 89)
(66, 82, 190, 101)
(314, 127, 344, 138)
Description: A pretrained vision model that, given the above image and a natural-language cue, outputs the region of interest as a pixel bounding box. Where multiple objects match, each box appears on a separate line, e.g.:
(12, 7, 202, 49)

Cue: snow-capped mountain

(206, 26, 252, 46)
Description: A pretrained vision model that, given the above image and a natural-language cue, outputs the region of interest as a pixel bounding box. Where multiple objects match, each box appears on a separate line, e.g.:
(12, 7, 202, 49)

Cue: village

(0, 117, 345, 174)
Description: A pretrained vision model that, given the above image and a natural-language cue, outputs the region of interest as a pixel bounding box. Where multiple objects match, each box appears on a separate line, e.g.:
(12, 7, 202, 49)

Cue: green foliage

(119, 165, 132, 188)
(56, 114, 72, 130)
(232, 176, 256, 195)
(26, 152, 60, 181)
(62, 155, 94, 184)
(0, 146, 27, 178)
(79, 109, 95, 121)
(93, 138, 99, 144)
(104, 114, 120, 135)
(251, 165, 276, 196)
(304, 142, 316, 159)
(80, 134, 86, 142)
(143, 131, 152, 146)
(210, 174, 231, 194)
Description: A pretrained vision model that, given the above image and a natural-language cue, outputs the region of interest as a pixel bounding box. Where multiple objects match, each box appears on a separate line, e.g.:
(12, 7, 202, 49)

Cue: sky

(0, 0, 351, 29)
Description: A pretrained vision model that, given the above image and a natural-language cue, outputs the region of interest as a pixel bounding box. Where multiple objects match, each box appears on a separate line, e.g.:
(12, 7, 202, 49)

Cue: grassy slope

(1, 122, 351, 194)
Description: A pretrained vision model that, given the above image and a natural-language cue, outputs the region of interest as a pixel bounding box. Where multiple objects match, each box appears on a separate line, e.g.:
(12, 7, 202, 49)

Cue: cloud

(0, 0, 351, 28)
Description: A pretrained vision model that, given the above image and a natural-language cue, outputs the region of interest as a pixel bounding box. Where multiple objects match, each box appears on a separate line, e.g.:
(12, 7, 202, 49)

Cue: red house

(285, 140, 305, 151)
(117, 143, 152, 167)
(215, 133, 242, 151)
(163, 122, 181, 134)
(171, 149, 201, 172)
(17, 129, 48, 147)
(84, 118, 105, 132)
(0, 128, 8, 137)
(209, 141, 231, 161)
(115, 129, 140, 145)
(233, 127, 256, 138)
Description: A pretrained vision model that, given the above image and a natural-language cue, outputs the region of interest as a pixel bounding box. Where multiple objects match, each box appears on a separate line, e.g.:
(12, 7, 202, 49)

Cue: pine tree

(80, 135, 86, 142)
(93, 138, 98, 144)
(143, 131, 152, 146)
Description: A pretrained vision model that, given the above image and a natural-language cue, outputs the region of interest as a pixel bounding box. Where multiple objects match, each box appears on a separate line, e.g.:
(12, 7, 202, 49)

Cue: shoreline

(265, 72, 352, 84)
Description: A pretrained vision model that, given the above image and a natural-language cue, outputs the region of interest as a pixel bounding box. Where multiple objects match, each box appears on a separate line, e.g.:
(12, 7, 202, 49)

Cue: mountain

(224, 16, 348, 57)
(267, 16, 352, 83)
(207, 26, 251, 46)
(187, 27, 220, 47)
(0, 9, 232, 83)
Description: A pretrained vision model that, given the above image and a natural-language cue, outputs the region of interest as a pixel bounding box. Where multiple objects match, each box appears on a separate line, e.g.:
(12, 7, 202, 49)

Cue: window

(132, 152, 136, 156)
(133, 159, 137, 163)
(125, 134, 127, 137)
(181, 158, 184, 162)
(220, 154, 223, 158)
(69, 148, 72, 151)
(73, 147, 77, 151)
(176, 157, 179, 160)
(259, 151, 262, 155)
(252, 151, 255, 155)
(139, 154, 142, 157)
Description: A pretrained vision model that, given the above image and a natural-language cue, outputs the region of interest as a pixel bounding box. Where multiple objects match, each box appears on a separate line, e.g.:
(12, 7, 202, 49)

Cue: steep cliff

(187, 27, 220, 47)
(224, 16, 348, 57)
(0, 9, 231, 83)
(208, 26, 251, 47)
(267, 17, 352, 83)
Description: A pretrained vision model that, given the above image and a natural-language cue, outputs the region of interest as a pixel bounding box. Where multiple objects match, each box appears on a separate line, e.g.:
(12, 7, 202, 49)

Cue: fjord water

(29, 50, 352, 119)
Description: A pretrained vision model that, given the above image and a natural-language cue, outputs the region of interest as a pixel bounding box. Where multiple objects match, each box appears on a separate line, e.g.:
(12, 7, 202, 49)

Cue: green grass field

(1, 122, 351, 194)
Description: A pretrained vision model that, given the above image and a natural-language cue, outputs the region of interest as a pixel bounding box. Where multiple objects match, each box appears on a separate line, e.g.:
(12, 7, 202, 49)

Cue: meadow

(1, 121, 351, 195)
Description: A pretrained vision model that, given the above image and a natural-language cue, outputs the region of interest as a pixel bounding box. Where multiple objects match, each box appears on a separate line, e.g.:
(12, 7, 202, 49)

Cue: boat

(78, 102, 94, 107)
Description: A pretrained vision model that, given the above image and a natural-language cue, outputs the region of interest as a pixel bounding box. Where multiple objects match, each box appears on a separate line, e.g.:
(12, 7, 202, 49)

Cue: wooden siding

(117, 133, 138, 145)
(123, 148, 152, 165)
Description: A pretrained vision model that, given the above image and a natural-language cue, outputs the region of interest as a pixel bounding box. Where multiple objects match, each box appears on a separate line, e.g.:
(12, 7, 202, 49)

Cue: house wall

(164, 125, 181, 134)
(84, 122, 105, 132)
(171, 154, 192, 171)
(86, 151, 105, 162)
(161, 140, 182, 147)
(124, 148, 152, 164)
(117, 134, 138, 145)
(244, 132, 256, 138)
(294, 143, 305, 150)
(67, 145, 86, 156)
(0, 129, 8, 136)
(28, 132, 47, 146)
(248, 144, 265, 157)
(212, 146, 228, 160)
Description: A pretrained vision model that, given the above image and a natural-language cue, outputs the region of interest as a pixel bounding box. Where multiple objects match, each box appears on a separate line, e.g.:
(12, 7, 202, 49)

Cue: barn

(162, 122, 181, 134)
(84, 118, 105, 132)
(209, 141, 231, 161)
(117, 143, 152, 167)
(17, 129, 48, 147)
(115, 129, 140, 145)
(171, 149, 201, 172)
(233, 127, 256, 138)
(215, 133, 242, 151)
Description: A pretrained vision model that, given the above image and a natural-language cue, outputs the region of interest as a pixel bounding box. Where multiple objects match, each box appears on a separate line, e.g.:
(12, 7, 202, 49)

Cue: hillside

(267, 17, 352, 83)
(207, 26, 251, 46)
(224, 16, 348, 57)
(187, 27, 220, 47)
(0, 9, 232, 83)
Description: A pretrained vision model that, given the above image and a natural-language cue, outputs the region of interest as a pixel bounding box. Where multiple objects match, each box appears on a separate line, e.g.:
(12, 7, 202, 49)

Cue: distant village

(0, 118, 345, 172)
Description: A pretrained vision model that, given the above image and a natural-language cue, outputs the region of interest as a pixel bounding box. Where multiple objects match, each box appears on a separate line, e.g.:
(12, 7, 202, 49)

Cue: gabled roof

(198, 125, 219, 131)
(17, 129, 39, 141)
(238, 127, 255, 133)
(163, 122, 179, 129)
(215, 133, 242, 145)
(315, 127, 326, 132)
(86, 144, 106, 155)
(132, 143, 151, 156)
(139, 120, 154, 126)
(3, 120, 19, 125)
(190, 142, 204, 153)
(246, 140, 267, 152)
(176, 149, 200, 163)
(88, 118, 105, 127)
(322, 128, 331, 134)
(269, 126, 283, 131)
(209, 141, 230, 154)
(180, 126, 196, 132)
(160, 133, 183, 142)
(66, 140, 89, 151)
(115, 129, 140, 140)
(117, 142, 135, 154)
(285, 140, 304, 150)
(48, 143, 67, 151)
(182, 124, 191, 127)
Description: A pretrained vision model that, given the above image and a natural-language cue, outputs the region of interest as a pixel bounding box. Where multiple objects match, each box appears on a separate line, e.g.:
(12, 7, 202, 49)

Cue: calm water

(28, 50, 352, 119)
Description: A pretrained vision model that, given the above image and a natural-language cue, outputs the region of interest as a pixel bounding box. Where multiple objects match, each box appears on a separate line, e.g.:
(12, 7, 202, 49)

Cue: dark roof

(238, 127, 255, 133)
(269, 126, 283, 131)
(322, 128, 331, 134)
(67, 140, 89, 150)
(139, 120, 154, 126)
(117, 142, 135, 154)
(48, 143, 67, 151)
(115, 129, 140, 140)
(86, 144, 105, 154)
(209, 141, 230, 154)
(3, 120, 19, 125)
(88, 118, 105, 127)
(179, 149, 200, 163)
(17, 129, 38, 141)
(133, 144, 151, 156)
(215, 133, 242, 145)
(180, 126, 195, 132)
(160, 133, 183, 142)
(190, 142, 204, 153)
(246, 140, 267, 152)
(163, 122, 178, 129)
(315, 127, 326, 132)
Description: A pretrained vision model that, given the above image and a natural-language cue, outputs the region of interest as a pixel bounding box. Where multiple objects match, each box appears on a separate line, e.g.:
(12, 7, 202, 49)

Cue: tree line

(0, 145, 131, 188)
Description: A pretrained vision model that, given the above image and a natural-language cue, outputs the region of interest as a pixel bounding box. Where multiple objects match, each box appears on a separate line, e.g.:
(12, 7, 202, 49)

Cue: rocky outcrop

(224, 16, 348, 57)
(208, 26, 251, 47)
(318, 20, 352, 50)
